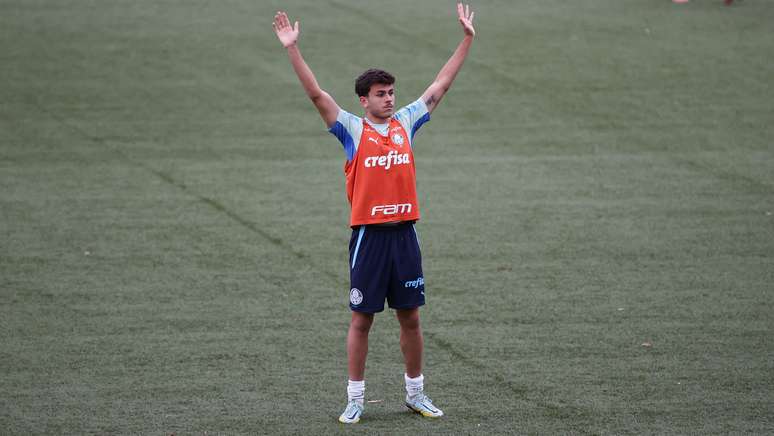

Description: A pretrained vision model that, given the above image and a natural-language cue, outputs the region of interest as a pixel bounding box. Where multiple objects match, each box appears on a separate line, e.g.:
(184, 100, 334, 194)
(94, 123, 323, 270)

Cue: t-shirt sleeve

(328, 109, 363, 162)
(394, 98, 431, 148)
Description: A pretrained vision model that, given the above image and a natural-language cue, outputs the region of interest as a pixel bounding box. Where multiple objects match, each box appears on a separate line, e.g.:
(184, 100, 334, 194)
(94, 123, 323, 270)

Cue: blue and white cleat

(405, 394, 444, 418)
(338, 400, 364, 424)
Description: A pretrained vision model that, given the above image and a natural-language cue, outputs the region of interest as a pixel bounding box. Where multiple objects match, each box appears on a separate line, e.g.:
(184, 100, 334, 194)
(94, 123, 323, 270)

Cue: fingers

(272, 15, 281, 35)
(280, 11, 289, 28)
(456, 3, 473, 21)
(455, 3, 475, 36)
(273, 12, 282, 30)
(273, 11, 291, 30)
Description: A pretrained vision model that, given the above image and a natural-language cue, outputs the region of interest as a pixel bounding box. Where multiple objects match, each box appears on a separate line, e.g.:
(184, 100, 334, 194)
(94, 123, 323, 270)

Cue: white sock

(347, 379, 365, 406)
(404, 373, 424, 399)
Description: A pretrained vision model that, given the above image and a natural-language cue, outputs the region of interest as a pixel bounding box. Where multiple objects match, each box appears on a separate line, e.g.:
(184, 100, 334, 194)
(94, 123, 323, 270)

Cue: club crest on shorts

(391, 133, 404, 146)
(350, 288, 363, 305)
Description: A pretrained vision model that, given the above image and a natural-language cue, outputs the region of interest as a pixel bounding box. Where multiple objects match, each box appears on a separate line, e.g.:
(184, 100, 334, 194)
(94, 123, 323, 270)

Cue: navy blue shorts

(348, 222, 425, 313)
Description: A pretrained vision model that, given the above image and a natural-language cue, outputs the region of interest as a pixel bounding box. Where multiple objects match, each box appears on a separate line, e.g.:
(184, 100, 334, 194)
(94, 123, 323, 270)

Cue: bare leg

(396, 308, 423, 378)
(347, 311, 374, 380)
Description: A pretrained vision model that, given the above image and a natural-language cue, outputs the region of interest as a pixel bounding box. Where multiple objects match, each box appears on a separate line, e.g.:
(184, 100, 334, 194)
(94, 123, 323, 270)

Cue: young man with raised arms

(272, 3, 475, 424)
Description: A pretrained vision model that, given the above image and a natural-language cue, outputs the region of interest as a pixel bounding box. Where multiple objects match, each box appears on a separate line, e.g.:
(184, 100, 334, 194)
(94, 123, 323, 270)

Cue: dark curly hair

(355, 69, 395, 97)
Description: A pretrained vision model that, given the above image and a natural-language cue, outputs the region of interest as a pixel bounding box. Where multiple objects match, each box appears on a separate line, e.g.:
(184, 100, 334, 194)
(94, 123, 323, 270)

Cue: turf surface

(1, 0, 773, 434)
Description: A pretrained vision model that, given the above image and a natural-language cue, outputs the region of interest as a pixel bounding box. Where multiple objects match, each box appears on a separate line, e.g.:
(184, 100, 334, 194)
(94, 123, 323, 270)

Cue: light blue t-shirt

(328, 98, 431, 162)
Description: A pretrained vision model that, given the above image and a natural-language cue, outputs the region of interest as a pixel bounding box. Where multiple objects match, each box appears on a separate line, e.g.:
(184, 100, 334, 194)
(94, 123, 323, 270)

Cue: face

(360, 83, 395, 120)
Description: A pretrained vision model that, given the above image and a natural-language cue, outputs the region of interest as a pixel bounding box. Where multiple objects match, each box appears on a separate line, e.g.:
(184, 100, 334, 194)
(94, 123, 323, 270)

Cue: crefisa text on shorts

(404, 277, 424, 289)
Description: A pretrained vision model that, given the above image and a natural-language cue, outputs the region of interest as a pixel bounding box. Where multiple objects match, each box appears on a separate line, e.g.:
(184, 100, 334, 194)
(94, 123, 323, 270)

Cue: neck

(365, 113, 390, 125)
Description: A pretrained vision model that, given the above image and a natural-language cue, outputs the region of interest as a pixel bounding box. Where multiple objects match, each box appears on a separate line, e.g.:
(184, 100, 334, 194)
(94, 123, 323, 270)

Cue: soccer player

(272, 3, 475, 424)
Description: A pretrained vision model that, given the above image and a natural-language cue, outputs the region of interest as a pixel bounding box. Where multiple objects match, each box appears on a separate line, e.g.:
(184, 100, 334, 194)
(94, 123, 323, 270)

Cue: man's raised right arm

(273, 11, 339, 128)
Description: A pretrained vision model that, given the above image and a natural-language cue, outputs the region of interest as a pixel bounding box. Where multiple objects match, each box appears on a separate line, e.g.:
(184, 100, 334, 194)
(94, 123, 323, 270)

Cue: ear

(359, 95, 368, 109)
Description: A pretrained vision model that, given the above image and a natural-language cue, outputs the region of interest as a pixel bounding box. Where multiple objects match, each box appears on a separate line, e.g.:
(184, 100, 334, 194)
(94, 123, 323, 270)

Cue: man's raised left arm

(421, 3, 475, 114)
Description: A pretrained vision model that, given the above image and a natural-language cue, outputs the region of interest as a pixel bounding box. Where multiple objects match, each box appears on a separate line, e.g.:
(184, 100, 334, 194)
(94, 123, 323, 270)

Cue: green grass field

(2, 0, 773, 434)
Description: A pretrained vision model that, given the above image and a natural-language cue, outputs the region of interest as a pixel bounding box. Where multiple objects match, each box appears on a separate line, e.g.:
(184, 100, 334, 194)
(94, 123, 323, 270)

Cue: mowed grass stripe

(24, 95, 348, 289)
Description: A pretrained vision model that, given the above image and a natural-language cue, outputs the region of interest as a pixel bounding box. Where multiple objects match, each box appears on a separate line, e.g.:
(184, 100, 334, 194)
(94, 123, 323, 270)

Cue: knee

(350, 313, 374, 334)
(397, 311, 421, 332)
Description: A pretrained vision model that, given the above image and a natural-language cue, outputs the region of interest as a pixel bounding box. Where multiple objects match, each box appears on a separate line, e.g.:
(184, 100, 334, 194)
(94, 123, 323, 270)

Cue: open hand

(457, 3, 475, 37)
(273, 11, 299, 47)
